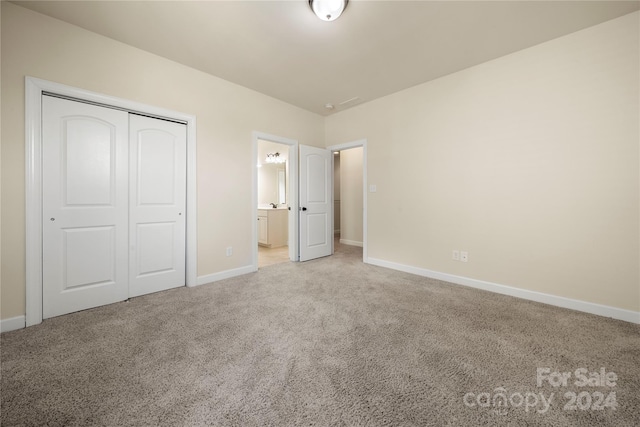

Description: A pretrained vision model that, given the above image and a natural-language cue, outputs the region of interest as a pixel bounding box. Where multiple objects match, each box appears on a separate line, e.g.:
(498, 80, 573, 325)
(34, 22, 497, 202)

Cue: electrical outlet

(461, 251, 468, 262)
(226, 247, 233, 257)
(452, 250, 460, 261)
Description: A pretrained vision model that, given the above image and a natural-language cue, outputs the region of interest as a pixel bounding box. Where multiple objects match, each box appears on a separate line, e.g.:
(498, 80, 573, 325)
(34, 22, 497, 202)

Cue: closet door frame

(25, 77, 198, 327)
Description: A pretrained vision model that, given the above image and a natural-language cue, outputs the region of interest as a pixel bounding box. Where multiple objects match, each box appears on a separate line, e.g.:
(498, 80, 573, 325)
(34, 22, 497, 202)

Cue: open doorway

(333, 147, 364, 246)
(257, 139, 290, 267)
(252, 132, 299, 270)
(328, 140, 368, 262)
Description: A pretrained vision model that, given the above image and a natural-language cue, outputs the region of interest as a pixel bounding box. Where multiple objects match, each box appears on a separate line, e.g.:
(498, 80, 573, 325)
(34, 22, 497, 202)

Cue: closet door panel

(42, 96, 129, 319)
(129, 115, 187, 297)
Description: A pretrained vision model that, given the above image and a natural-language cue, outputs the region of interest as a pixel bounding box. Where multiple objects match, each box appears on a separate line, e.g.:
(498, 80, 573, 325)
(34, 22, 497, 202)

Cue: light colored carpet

(2, 243, 639, 426)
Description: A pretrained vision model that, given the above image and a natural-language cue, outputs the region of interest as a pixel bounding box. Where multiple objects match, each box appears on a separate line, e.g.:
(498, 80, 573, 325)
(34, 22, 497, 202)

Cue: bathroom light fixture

(265, 152, 285, 164)
(309, 0, 348, 22)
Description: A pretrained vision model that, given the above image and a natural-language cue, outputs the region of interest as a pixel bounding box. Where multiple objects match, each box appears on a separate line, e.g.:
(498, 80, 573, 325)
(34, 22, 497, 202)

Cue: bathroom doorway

(257, 138, 292, 268)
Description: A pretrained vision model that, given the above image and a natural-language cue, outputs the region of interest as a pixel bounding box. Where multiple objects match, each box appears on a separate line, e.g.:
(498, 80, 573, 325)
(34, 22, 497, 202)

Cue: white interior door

(299, 145, 332, 261)
(128, 114, 186, 297)
(42, 96, 129, 318)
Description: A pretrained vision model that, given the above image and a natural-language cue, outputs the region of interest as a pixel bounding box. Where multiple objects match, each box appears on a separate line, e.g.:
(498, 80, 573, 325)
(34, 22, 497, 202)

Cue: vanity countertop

(258, 205, 288, 210)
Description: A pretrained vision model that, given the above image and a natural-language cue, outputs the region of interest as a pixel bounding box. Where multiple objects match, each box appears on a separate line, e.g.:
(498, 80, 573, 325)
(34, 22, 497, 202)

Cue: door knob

(302, 207, 307, 211)
(50, 218, 55, 221)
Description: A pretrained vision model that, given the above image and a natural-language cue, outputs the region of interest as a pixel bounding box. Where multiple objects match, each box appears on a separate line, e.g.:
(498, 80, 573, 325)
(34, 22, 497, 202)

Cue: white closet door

(42, 96, 129, 319)
(128, 114, 186, 297)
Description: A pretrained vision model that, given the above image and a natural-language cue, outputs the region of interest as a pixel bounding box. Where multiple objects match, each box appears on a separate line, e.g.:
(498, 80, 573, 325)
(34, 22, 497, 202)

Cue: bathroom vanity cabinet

(257, 209, 288, 248)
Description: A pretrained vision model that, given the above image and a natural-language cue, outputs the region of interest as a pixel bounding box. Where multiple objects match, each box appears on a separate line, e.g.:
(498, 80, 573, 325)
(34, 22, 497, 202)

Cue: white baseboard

(340, 239, 363, 247)
(367, 258, 640, 324)
(195, 265, 257, 287)
(1, 315, 26, 333)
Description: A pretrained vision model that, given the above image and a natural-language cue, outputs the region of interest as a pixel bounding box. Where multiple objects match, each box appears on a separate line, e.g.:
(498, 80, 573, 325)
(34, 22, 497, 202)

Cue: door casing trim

(25, 77, 198, 327)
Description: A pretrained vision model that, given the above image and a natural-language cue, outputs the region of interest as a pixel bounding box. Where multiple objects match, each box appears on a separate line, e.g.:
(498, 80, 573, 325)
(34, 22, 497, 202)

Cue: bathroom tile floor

(258, 238, 348, 268)
(258, 245, 290, 268)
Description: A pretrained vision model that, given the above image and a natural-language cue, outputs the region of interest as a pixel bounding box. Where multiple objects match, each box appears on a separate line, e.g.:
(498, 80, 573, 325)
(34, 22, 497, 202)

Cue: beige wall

(340, 147, 363, 245)
(0, 3, 324, 319)
(0, 2, 3, 318)
(326, 12, 640, 312)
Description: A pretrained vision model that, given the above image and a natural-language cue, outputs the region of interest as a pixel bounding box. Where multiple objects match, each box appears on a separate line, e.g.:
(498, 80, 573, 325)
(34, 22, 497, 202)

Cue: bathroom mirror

(258, 163, 286, 206)
(278, 169, 286, 204)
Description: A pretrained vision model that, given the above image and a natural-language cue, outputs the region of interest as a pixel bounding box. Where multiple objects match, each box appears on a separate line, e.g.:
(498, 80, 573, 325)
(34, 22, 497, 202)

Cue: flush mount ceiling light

(309, 0, 348, 22)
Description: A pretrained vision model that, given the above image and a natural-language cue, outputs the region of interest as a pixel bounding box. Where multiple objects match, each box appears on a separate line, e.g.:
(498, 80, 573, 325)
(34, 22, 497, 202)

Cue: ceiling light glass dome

(309, 0, 348, 22)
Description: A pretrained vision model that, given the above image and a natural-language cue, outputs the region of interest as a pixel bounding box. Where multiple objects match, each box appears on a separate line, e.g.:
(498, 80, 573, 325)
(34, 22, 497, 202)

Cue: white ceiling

(13, 1, 640, 116)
